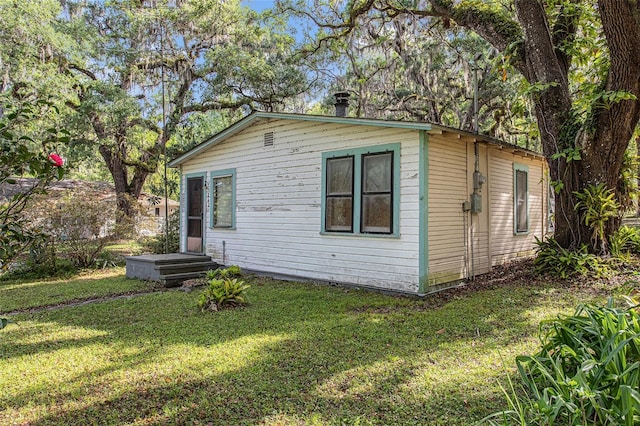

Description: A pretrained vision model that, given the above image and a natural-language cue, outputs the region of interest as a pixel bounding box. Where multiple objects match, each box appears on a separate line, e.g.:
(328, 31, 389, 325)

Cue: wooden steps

(125, 253, 220, 287)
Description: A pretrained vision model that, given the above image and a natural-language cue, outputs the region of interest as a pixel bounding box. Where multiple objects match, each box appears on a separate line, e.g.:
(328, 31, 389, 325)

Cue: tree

(291, 0, 640, 251)
(304, 11, 538, 148)
(57, 0, 308, 225)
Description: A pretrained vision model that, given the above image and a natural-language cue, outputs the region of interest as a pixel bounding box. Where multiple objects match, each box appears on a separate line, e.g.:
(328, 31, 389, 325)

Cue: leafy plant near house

(533, 237, 606, 278)
(198, 266, 248, 312)
(197, 277, 250, 312)
(481, 297, 640, 425)
(205, 265, 242, 280)
(574, 183, 621, 255)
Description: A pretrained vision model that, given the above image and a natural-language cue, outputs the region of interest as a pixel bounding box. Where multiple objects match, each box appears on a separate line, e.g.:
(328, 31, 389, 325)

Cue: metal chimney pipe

(333, 92, 350, 117)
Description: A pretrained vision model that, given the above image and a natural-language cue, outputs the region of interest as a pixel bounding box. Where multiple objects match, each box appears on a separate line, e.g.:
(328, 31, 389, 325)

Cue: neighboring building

(169, 112, 550, 295)
(138, 195, 180, 236)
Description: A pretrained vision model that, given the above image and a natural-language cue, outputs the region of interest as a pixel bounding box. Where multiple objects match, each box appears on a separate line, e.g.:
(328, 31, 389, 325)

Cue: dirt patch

(4, 288, 166, 316)
(350, 258, 640, 314)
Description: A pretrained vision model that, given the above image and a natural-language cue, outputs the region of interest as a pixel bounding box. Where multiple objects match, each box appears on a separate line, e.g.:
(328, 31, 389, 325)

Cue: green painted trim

(170, 112, 432, 167)
(418, 131, 429, 294)
(209, 168, 236, 230)
(513, 163, 529, 235)
(321, 142, 401, 237)
(256, 112, 433, 131)
(179, 167, 183, 252)
(184, 172, 207, 253)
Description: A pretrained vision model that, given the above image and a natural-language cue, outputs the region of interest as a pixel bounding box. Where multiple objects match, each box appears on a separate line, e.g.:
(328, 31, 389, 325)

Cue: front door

(186, 176, 204, 253)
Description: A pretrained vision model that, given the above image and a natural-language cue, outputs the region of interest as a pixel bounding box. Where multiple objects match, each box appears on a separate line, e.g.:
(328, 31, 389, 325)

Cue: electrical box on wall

(470, 193, 482, 213)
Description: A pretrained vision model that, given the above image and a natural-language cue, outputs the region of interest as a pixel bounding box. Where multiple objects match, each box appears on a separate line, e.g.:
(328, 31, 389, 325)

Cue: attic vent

(263, 132, 274, 147)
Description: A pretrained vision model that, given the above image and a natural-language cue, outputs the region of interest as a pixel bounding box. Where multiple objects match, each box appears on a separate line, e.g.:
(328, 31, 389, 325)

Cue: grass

(0, 264, 633, 425)
(0, 268, 158, 313)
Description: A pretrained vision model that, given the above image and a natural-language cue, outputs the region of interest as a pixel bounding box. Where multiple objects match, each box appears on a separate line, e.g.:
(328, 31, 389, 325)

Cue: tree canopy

(288, 0, 640, 251)
(1, 0, 312, 225)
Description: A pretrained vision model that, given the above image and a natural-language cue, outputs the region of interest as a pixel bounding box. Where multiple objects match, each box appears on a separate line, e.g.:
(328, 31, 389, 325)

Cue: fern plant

(574, 183, 620, 254)
(534, 237, 605, 278)
(198, 277, 250, 312)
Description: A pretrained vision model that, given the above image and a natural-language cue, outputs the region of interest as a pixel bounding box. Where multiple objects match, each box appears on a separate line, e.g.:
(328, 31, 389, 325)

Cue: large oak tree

(294, 0, 640, 251)
(59, 0, 308, 224)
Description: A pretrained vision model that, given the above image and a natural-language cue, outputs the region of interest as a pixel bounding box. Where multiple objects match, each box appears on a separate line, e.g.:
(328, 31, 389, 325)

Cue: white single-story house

(169, 111, 550, 295)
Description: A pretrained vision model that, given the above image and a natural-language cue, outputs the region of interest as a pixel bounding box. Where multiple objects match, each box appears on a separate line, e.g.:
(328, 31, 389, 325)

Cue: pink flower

(48, 153, 64, 167)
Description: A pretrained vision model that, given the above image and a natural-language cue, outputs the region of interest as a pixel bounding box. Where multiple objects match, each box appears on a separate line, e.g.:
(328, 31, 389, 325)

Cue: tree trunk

(637, 136, 640, 218)
(98, 144, 152, 234)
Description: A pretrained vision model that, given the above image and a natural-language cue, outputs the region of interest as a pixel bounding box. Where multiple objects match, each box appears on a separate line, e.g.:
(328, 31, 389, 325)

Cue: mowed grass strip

(0, 273, 604, 425)
(0, 268, 158, 314)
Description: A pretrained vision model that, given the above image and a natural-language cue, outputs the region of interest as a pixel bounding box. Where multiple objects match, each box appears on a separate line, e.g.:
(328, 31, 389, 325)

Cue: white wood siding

(426, 134, 470, 284)
(180, 119, 422, 293)
(489, 148, 547, 265)
(426, 136, 547, 286)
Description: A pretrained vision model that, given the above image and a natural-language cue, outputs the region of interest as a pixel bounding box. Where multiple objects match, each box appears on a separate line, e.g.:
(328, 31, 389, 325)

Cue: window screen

(515, 169, 528, 233)
(361, 152, 392, 233)
(213, 175, 233, 228)
(325, 156, 354, 232)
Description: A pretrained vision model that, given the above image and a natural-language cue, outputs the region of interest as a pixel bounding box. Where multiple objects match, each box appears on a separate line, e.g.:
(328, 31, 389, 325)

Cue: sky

(242, 0, 276, 11)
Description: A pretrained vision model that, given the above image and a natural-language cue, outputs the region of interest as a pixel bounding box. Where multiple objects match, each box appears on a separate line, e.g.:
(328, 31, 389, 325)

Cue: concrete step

(160, 271, 210, 288)
(125, 253, 212, 266)
(125, 253, 218, 284)
(155, 261, 219, 275)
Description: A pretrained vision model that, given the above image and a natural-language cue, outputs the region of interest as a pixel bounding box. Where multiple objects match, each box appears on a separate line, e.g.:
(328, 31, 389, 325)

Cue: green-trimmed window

(325, 156, 354, 232)
(322, 144, 400, 236)
(210, 169, 236, 229)
(361, 152, 393, 233)
(514, 164, 529, 234)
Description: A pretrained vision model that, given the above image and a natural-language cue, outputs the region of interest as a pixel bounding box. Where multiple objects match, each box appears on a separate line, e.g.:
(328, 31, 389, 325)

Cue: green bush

(481, 297, 640, 425)
(0, 99, 67, 271)
(198, 268, 249, 312)
(29, 192, 116, 268)
(534, 237, 606, 278)
(610, 225, 640, 258)
(205, 265, 242, 280)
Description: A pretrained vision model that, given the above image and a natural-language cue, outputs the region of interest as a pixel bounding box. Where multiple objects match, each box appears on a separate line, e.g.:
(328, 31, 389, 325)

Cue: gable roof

(169, 111, 543, 167)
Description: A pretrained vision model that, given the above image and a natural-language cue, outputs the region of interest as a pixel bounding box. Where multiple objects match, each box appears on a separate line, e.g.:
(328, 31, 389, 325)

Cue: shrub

(0, 99, 67, 271)
(610, 225, 640, 258)
(30, 191, 116, 268)
(481, 297, 640, 425)
(534, 237, 606, 278)
(205, 265, 242, 280)
(198, 268, 249, 312)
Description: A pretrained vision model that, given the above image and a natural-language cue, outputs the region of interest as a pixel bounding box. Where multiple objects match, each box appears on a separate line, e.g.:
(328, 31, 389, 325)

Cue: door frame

(184, 172, 206, 253)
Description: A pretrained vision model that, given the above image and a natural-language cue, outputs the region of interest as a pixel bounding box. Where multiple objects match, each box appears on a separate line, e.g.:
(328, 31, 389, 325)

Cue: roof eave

(168, 112, 434, 167)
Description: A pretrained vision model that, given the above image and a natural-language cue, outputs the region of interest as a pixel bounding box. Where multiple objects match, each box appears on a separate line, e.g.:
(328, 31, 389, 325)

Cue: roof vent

(333, 92, 350, 117)
(263, 131, 274, 147)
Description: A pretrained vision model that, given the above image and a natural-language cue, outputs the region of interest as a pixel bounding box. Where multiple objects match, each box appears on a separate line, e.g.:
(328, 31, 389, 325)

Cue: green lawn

(0, 268, 622, 425)
(0, 268, 158, 313)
